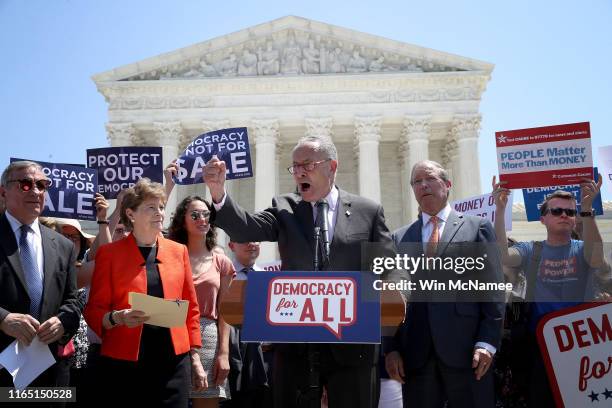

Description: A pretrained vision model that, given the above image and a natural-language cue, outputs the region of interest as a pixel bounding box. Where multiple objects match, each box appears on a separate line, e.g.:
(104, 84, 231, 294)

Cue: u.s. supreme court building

(93, 16, 612, 261)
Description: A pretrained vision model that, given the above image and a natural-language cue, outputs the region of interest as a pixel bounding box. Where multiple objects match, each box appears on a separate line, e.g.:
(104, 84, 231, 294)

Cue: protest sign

(598, 145, 612, 191)
(173, 127, 252, 185)
(259, 260, 282, 272)
(537, 302, 612, 407)
(522, 168, 603, 221)
(87, 147, 163, 199)
(11, 158, 98, 221)
(242, 271, 380, 343)
(451, 191, 513, 230)
(496, 122, 593, 189)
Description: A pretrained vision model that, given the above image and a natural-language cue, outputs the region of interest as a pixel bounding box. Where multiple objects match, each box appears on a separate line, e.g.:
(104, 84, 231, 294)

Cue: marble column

(305, 117, 333, 138)
(251, 118, 279, 263)
(153, 121, 182, 226)
(441, 130, 459, 202)
(400, 116, 430, 221)
(105, 122, 136, 147)
(452, 115, 482, 199)
(354, 116, 382, 204)
(201, 120, 231, 248)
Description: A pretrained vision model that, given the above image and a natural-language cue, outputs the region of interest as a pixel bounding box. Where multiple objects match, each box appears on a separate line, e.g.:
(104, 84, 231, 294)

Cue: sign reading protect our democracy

(242, 271, 380, 343)
(537, 302, 612, 407)
(496, 122, 593, 189)
(11, 158, 98, 221)
(451, 191, 513, 230)
(522, 168, 604, 222)
(86, 147, 163, 199)
(598, 145, 612, 191)
(173, 127, 252, 185)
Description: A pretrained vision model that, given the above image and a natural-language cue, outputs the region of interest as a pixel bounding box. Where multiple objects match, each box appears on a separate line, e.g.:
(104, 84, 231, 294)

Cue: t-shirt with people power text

(514, 239, 596, 331)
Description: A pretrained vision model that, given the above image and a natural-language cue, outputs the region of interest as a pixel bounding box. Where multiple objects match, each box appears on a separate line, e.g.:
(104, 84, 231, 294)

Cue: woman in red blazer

(84, 179, 205, 407)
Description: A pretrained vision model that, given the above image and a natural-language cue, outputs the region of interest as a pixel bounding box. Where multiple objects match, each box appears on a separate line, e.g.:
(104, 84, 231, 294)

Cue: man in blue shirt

(492, 175, 606, 407)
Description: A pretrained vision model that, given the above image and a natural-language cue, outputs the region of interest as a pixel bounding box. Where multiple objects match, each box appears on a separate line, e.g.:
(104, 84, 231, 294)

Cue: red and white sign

(496, 122, 593, 189)
(266, 277, 356, 339)
(537, 302, 612, 407)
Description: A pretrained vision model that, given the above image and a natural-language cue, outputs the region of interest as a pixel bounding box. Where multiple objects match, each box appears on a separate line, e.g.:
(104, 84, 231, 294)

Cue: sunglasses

(7, 178, 51, 192)
(546, 207, 577, 217)
(190, 210, 211, 221)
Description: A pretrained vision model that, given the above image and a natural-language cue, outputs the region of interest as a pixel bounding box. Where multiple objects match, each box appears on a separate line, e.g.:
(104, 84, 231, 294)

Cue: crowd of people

(0, 134, 610, 407)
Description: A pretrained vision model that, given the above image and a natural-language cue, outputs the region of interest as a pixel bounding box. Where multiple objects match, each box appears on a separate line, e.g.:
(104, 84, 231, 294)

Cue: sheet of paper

(0, 337, 56, 389)
(128, 292, 189, 328)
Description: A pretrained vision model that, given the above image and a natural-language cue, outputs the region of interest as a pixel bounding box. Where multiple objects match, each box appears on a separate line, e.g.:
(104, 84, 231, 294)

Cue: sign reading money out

(11, 158, 98, 221)
(173, 127, 253, 185)
(496, 122, 593, 189)
(242, 271, 380, 343)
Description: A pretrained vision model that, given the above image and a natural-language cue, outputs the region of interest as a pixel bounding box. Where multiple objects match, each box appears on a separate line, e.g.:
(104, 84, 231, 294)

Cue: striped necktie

(19, 225, 43, 319)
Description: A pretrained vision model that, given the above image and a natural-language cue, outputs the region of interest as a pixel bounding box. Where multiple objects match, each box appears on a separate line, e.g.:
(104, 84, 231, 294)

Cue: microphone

(316, 200, 330, 262)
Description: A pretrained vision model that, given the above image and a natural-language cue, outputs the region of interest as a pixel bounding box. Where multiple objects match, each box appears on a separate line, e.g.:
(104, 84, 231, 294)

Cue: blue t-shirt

(514, 239, 595, 331)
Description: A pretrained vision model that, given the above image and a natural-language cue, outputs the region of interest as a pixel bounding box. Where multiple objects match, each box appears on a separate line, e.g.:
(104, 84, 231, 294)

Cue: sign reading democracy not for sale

(450, 191, 513, 231)
(537, 302, 612, 408)
(496, 122, 593, 189)
(11, 158, 98, 221)
(87, 147, 163, 199)
(173, 127, 252, 185)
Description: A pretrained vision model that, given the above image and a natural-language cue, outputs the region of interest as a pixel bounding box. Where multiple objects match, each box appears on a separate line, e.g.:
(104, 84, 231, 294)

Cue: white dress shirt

(5, 210, 44, 282)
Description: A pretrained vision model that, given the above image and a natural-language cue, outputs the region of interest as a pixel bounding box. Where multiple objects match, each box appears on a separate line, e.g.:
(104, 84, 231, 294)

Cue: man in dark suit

(204, 135, 396, 408)
(385, 160, 504, 408)
(0, 161, 81, 390)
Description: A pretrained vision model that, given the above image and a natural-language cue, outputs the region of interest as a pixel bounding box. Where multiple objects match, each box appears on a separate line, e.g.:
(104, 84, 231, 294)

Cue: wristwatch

(108, 310, 118, 326)
(579, 210, 594, 217)
(97, 220, 109, 225)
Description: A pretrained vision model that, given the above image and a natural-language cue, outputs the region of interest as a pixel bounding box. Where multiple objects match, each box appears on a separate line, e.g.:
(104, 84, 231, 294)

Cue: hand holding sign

(94, 193, 109, 222)
(579, 174, 602, 210)
(203, 155, 227, 203)
(491, 176, 511, 210)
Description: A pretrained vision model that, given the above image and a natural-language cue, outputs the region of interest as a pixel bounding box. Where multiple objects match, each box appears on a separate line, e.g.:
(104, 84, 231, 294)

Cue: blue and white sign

(11, 158, 98, 221)
(242, 271, 380, 343)
(87, 146, 163, 199)
(173, 127, 252, 185)
(522, 168, 603, 221)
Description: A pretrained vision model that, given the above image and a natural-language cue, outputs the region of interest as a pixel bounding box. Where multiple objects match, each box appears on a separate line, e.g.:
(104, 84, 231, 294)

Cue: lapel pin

(453, 222, 458, 225)
(345, 210, 351, 216)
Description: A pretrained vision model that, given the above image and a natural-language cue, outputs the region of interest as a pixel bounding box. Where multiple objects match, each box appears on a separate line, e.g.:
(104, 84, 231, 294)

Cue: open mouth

(300, 182, 311, 193)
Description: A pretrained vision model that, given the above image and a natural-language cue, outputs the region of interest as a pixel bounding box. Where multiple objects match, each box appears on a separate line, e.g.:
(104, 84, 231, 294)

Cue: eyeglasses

(190, 210, 211, 221)
(546, 208, 577, 217)
(7, 178, 51, 192)
(287, 159, 331, 175)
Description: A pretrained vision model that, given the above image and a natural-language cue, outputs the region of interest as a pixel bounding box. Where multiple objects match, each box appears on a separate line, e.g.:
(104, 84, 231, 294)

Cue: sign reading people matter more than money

(87, 147, 163, 199)
(496, 122, 593, 189)
(522, 168, 604, 222)
(451, 191, 514, 231)
(598, 145, 612, 191)
(173, 127, 252, 185)
(537, 302, 612, 408)
(11, 158, 98, 221)
(242, 271, 380, 343)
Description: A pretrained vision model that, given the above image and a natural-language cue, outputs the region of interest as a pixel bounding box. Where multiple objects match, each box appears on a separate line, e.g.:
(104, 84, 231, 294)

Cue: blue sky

(1, 0, 611, 201)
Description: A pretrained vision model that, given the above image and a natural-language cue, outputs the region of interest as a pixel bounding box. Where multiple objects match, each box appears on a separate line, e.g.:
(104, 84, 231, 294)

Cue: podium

(221, 280, 405, 332)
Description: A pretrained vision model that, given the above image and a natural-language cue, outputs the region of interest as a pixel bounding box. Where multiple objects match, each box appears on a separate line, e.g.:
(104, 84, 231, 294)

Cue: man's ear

(330, 159, 338, 174)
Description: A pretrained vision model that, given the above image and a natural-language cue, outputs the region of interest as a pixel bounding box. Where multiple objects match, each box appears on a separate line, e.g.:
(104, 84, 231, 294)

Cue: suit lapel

(0, 214, 28, 291)
(436, 210, 464, 256)
(295, 197, 316, 259)
(329, 189, 351, 256)
(41, 226, 58, 316)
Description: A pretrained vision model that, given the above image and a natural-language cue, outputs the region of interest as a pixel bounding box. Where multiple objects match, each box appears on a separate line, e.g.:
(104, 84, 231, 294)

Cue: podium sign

(537, 302, 612, 407)
(242, 271, 381, 343)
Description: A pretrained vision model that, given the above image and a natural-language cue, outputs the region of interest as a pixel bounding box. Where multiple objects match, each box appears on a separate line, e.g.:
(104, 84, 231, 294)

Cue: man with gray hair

(0, 161, 81, 389)
(204, 135, 396, 408)
(385, 160, 504, 408)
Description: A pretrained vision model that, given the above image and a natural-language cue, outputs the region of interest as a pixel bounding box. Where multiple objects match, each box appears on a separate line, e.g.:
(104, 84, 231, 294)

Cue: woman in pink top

(169, 195, 235, 408)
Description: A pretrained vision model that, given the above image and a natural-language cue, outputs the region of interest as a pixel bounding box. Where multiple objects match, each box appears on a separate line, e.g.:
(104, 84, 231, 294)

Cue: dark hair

(168, 196, 217, 251)
(539, 190, 576, 216)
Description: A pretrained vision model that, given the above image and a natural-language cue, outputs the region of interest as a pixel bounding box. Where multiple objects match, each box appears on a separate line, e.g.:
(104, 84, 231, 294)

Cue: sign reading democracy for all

(451, 191, 513, 230)
(598, 145, 612, 191)
(173, 127, 252, 185)
(522, 168, 604, 222)
(537, 302, 612, 407)
(11, 158, 98, 221)
(87, 147, 163, 199)
(242, 271, 380, 343)
(496, 122, 593, 189)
